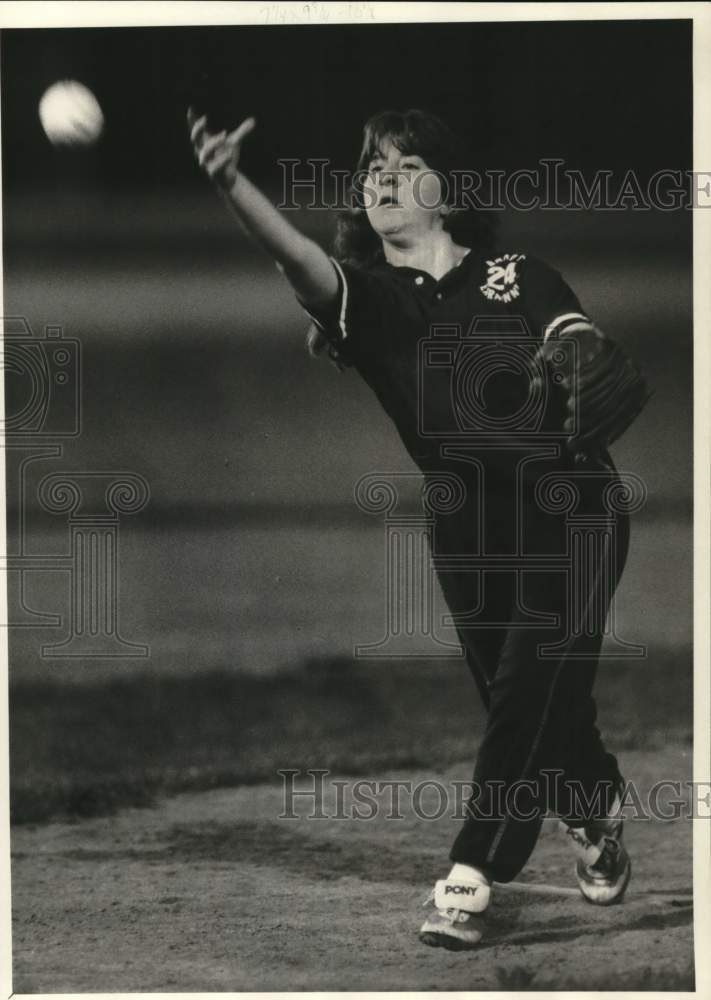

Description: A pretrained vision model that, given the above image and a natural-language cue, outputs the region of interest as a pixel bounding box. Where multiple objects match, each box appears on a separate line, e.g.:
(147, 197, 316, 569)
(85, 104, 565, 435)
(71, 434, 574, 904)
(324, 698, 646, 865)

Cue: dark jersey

(302, 247, 593, 472)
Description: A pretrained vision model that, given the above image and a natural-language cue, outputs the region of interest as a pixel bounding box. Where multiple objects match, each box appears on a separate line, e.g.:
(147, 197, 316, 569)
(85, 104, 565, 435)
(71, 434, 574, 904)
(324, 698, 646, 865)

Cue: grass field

(10, 641, 692, 825)
(8, 500, 693, 828)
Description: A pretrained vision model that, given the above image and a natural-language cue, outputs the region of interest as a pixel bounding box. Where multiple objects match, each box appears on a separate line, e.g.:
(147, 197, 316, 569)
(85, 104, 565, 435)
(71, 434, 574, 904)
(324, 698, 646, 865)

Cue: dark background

(1, 17, 693, 678)
(1, 20, 697, 993)
(1, 19, 693, 187)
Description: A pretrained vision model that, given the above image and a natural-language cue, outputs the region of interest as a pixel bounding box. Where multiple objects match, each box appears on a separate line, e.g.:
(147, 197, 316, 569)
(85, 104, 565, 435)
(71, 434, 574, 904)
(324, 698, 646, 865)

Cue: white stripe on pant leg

(485, 548, 611, 866)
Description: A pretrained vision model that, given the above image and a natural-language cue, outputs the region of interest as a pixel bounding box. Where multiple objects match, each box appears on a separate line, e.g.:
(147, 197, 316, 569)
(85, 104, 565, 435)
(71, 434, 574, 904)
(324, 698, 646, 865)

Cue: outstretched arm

(188, 109, 338, 310)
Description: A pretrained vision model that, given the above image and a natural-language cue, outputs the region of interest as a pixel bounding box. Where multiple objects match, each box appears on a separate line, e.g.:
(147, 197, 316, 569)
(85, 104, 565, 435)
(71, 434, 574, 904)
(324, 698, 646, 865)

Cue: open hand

(188, 107, 256, 190)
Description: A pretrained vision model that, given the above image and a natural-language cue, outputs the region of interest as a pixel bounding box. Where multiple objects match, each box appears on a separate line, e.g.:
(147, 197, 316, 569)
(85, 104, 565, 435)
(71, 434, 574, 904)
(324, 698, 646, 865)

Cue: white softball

(38, 80, 104, 146)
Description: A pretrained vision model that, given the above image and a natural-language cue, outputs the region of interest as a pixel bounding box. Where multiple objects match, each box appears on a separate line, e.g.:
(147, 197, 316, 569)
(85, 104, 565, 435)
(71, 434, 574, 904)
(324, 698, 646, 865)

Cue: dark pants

(432, 458, 630, 883)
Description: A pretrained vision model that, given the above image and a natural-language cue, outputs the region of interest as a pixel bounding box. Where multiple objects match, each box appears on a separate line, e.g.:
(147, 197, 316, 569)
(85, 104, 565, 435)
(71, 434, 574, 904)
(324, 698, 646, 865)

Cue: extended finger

(190, 114, 208, 147)
(226, 116, 257, 146)
(198, 130, 227, 166)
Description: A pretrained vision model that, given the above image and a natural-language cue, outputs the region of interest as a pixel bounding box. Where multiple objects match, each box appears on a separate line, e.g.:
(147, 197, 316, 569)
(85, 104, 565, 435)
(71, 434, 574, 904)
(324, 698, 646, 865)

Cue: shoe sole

(419, 930, 481, 951)
(579, 857, 632, 906)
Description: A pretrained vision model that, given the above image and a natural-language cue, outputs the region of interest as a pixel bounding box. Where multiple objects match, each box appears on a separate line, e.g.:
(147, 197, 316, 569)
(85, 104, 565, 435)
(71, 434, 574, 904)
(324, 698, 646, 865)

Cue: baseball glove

(533, 323, 653, 456)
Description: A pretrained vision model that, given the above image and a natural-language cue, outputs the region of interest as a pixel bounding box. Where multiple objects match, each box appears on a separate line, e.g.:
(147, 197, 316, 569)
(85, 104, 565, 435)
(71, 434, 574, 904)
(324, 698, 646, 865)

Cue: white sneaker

(419, 875, 490, 950)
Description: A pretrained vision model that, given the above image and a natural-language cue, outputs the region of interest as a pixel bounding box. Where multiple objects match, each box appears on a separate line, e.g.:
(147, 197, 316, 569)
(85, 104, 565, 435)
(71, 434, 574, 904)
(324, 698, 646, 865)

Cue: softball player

(189, 107, 651, 950)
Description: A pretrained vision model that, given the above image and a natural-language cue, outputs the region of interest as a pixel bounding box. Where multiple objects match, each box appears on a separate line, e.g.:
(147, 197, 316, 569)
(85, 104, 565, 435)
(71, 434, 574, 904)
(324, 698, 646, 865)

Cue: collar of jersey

(378, 247, 475, 288)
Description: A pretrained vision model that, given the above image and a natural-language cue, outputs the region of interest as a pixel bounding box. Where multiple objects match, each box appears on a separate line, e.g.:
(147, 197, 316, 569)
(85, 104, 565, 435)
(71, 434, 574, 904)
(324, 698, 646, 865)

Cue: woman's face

(362, 136, 447, 244)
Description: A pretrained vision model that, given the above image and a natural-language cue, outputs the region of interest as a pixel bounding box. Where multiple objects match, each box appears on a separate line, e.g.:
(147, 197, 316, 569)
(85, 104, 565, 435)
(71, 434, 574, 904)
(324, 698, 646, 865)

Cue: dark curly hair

(334, 108, 498, 267)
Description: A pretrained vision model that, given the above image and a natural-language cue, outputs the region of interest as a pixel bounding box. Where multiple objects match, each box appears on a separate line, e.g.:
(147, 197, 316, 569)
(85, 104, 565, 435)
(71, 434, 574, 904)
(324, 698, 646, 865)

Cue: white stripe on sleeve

(543, 311, 592, 343)
(330, 258, 349, 341)
(298, 257, 349, 343)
